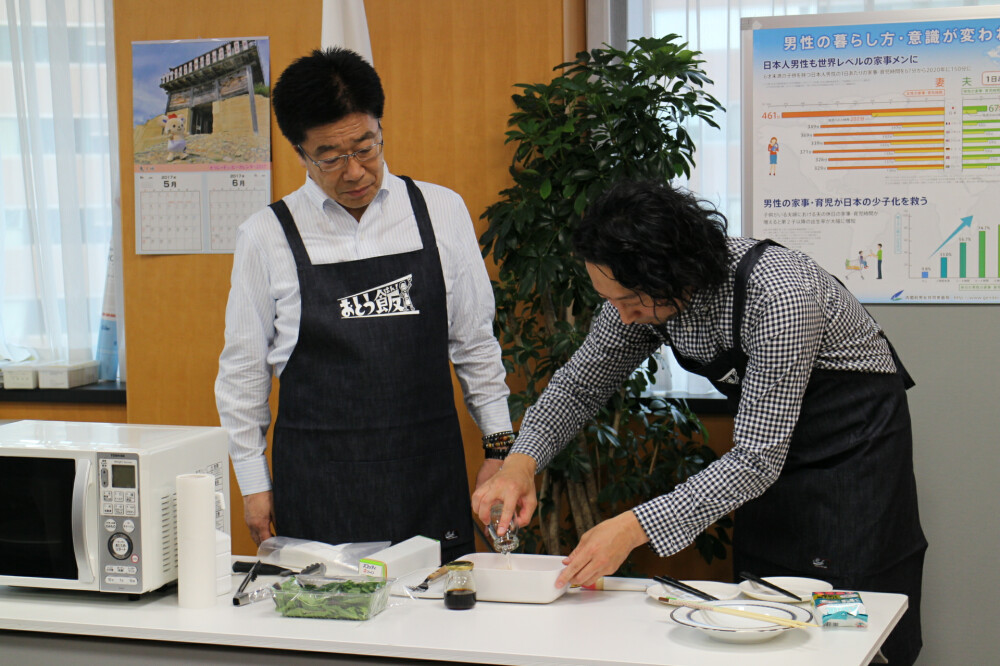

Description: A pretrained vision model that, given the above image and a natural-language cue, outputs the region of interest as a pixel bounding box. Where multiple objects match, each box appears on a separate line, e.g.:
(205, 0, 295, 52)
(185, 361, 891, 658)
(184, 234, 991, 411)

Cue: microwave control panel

(97, 453, 142, 592)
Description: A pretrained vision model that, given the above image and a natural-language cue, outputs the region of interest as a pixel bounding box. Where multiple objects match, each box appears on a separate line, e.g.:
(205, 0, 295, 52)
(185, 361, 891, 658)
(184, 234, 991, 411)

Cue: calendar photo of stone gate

(132, 38, 270, 166)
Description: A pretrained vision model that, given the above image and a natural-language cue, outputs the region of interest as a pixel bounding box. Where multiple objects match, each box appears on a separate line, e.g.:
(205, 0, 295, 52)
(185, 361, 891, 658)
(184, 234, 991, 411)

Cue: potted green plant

(480, 35, 730, 567)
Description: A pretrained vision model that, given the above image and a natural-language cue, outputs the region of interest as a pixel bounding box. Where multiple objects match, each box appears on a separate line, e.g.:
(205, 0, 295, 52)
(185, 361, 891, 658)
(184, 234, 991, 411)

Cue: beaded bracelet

(483, 430, 516, 449)
(484, 446, 510, 460)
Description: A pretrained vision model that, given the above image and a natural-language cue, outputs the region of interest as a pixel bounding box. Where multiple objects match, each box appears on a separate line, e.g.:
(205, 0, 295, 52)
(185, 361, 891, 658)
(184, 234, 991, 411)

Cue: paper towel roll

(176, 473, 218, 608)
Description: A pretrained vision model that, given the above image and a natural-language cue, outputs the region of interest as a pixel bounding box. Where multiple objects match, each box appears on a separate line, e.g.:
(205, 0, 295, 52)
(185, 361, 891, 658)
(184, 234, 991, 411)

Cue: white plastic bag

(256, 536, 390, 575)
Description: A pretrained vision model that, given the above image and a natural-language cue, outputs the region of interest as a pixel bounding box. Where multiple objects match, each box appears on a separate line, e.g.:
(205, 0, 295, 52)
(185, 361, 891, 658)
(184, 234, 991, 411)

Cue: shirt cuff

(232, 455, 273, 495)
(632, 492, 702, 558)
(509, 430, 552, 469)
(475, 398, 514, 437)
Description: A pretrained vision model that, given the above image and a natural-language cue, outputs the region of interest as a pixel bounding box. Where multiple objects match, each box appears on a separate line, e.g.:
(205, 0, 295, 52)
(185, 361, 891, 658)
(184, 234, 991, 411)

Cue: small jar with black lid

(443, 560, 476, 610)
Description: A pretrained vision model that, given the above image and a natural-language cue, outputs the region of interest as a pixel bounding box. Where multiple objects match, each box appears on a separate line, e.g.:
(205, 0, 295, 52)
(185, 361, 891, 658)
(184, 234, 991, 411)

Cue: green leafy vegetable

(272, 577, 389, 620)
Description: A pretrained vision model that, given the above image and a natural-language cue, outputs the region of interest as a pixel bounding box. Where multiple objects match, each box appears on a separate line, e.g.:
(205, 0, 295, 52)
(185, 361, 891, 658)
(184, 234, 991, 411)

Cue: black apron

(269, 177, 474, 564)
(661, 240, 926, 664)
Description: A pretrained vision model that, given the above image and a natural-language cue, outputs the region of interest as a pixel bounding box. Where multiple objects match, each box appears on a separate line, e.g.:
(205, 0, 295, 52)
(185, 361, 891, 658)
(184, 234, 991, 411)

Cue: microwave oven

(0, 420, 229, 594)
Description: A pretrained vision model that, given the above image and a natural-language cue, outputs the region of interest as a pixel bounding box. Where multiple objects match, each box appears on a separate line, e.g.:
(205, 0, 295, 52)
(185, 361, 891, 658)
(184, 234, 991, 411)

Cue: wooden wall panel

(367, 0, 571, 261)
(0, 403, 126, 423)
(564, 0, 587, 61)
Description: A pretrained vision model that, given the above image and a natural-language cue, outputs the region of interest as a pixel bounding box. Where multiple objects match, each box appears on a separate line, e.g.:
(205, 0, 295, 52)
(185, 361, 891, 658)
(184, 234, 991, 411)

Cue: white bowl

(459, 552, 568, 604)
(670, 600, 814, 644)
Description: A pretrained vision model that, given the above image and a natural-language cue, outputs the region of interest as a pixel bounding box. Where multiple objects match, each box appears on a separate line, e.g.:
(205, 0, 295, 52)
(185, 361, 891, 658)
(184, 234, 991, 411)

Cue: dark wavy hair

(573, 180, 730, 306)
(272, 47, 385, 146)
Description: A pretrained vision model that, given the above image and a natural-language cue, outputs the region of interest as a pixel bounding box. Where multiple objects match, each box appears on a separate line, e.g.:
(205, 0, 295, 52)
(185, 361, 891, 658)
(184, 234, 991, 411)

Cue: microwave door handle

(71, 459, 94, 583)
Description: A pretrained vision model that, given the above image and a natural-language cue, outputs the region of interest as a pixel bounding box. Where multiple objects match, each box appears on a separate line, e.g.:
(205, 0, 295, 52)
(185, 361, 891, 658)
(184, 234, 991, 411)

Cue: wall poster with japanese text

(742, 8, 1000, 303)
(132, 37, 271, 254)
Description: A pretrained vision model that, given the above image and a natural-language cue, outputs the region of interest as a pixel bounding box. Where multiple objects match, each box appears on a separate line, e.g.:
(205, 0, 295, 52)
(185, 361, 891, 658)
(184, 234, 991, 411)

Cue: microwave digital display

(112, 463, 136, 488)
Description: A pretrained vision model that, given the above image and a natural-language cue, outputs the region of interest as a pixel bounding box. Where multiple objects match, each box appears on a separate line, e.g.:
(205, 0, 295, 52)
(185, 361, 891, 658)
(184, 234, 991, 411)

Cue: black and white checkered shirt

(511, 237, 898, 556)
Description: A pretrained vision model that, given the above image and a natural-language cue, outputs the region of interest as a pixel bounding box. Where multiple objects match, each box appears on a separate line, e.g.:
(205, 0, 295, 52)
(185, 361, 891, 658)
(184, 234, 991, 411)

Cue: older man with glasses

(216, 48, 512, 563)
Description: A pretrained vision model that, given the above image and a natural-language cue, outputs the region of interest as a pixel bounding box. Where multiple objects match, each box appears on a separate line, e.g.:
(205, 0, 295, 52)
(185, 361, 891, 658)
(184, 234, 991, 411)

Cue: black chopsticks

(653, 575, 718, 601)
(738, 571, 806, 602)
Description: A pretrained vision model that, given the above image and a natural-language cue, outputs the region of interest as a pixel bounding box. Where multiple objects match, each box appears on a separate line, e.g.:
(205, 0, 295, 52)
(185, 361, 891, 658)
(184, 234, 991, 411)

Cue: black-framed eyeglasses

(297, 134, 384, 173)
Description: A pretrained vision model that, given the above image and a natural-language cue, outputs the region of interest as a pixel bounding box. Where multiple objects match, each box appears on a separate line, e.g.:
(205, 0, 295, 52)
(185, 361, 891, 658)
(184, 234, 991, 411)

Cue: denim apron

(269, 177, 474, 564)
(661, 240, 926, 664)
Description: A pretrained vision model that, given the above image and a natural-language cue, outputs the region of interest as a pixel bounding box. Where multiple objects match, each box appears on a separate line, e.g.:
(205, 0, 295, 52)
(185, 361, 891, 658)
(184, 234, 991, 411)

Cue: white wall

(869, 304, 997, 665)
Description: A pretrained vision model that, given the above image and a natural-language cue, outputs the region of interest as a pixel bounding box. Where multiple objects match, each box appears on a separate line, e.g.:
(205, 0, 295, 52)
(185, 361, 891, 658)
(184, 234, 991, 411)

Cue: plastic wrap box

(36, 360, 99, 389)
(2, 364, 39, 389)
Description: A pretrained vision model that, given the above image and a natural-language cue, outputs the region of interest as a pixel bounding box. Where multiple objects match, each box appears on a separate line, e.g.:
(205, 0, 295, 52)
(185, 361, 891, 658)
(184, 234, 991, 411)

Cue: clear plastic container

(271, 574, 392, 620)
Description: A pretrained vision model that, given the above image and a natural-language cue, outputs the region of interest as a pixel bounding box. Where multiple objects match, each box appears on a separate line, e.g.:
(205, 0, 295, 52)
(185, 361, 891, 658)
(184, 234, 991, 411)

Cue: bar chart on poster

(742, 8, 1000, 302)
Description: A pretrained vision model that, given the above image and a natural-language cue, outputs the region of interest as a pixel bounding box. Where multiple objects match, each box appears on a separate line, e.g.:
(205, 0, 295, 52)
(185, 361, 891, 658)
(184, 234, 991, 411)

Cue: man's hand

(243, 490, 275, 546)
(555, 511, 649, 588)
(474, 459, 504, 490)
(470, 453, 537, 538)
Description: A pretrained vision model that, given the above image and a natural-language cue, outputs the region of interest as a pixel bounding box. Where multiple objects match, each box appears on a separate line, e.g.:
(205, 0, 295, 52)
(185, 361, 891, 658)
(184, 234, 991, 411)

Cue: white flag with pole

(321, 0, 374, 65)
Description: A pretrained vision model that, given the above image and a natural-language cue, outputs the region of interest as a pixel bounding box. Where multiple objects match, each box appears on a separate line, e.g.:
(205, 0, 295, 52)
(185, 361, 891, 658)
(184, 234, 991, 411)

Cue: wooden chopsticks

(658, 596, 819, 629)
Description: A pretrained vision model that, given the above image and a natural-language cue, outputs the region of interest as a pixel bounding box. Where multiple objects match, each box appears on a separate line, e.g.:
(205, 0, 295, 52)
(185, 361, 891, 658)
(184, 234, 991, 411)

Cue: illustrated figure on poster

(767, 136, 779, 175)
(161, 113, 188, 161)
(845, 252, 866, 280)
(874, 243, 883, 279)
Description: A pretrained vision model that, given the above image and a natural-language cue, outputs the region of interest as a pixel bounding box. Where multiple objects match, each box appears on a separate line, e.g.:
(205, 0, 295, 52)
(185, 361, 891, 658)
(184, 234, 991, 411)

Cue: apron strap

(829, 269, 916, 390)
(269, 199, 312, 267)
(880, 332, 916, 389)
(730, 239, 780, 376)
(399, 176, 436, 251)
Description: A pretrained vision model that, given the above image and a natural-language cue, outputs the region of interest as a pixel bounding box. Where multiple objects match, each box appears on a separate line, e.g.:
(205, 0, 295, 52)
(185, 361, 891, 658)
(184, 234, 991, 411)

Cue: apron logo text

(718, 368, 741, 384)
(339, 274, 420, 318)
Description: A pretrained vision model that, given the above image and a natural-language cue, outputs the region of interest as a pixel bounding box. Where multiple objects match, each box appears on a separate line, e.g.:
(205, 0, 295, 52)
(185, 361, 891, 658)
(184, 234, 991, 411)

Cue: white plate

(738, 576, 832, 604)
(670, 600, 814, 644)
(645, 580, 741, 603)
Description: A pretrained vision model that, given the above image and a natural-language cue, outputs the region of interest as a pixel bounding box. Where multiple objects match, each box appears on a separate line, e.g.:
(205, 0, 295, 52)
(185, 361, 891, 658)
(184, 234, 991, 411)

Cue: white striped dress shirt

(216, 164, 512, 495)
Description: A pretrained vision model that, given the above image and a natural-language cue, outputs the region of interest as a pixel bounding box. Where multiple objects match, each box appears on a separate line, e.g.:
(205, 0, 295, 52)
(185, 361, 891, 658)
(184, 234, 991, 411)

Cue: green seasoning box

(813, 590, 869, 628)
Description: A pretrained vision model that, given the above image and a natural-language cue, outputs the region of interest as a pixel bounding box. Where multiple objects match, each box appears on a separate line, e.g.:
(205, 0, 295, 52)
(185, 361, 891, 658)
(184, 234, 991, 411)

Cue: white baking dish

(460, 553, 568, 604)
